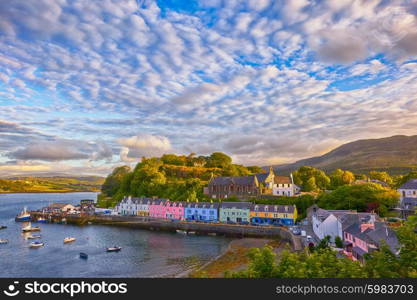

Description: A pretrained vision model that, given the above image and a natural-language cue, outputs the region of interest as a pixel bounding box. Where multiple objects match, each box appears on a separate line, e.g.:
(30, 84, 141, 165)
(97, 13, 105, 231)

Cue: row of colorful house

(115, 196, 297, 225)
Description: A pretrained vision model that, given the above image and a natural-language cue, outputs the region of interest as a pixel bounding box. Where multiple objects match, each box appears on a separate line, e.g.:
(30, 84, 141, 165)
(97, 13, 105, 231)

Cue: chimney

(360, 223, 374, 232)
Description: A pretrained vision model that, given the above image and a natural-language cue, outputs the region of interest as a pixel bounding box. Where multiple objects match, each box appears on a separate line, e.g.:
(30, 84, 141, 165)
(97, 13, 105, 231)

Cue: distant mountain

(272, 135, 417, 175)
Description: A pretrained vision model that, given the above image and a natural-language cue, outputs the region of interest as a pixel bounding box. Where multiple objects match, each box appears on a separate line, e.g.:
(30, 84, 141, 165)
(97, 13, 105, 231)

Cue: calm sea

(0, 193, 230, 277)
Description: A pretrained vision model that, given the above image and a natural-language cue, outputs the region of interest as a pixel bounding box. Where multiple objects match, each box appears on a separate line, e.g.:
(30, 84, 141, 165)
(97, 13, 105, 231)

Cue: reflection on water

(0, 193, 231, 277)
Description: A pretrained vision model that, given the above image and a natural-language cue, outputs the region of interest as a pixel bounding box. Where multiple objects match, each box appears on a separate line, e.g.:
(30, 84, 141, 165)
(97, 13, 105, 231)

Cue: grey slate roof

(209, 176, 257, 186)
(399, 179, 417, 190)
(352, 246, 367, 257)
(220, 201, 252, 210)
(344, 221, 399, 254)
(255, 173, 270, 183)
(251, 204, 295, 214)
(185, 202, 220, 209)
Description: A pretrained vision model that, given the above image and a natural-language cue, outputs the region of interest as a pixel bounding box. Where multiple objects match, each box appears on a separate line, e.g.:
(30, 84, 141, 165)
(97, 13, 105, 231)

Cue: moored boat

(0, 239, 8, 244)
(36, 217, 48, 223)
(22, 223, 41, 232)
(187, 231, 196, 235)
(79, 252, 88, 259)
(106, 246, 122, 252)
(15, 207, 31, 222)
(176, 229, 187, 234)
(0, 225, 7, 230)
(26, 234, 41, 240)
(29, 241, 44, 248)
(64, 237, 76, 244)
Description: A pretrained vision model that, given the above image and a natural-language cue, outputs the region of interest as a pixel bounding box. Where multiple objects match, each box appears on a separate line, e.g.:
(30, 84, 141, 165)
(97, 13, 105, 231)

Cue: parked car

(239, 221, 250, 225)
(306, 235, 313, 242)
(227, 221, 237, 225)
(292, 227, 301, 235)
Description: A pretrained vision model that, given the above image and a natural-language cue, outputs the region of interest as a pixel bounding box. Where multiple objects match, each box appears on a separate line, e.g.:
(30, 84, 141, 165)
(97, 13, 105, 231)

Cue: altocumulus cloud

(0, 0, 417, 175)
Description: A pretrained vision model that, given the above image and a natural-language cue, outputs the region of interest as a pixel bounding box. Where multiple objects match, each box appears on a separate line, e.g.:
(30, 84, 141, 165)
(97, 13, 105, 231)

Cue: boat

(26, 234, 41, 240)
(0, 225, 7, 230)
(176, 229, 187, 234)
(36, 217, 48, 223)
(63, 237, 76, 244)
(15, 207, 31, 222)
(208, 233, 217, 236)
(29, 241, 44, 248)
(0, 239, 8, 244)
(79, 252, 88, 259)
(22, 223, 41, 232)
(106, 246, 122, 252)
(187, 231, 196, 235)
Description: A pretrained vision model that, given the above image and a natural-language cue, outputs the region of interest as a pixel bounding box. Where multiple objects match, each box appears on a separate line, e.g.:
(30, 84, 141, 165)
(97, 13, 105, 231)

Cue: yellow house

(250, 204, 297, 225)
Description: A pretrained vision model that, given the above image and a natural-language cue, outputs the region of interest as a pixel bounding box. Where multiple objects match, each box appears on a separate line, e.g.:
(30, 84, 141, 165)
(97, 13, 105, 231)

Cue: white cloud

(118, 134, 172, 162)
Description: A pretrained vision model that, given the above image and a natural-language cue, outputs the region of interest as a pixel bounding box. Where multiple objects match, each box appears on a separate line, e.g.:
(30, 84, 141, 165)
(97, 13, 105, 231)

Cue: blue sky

(0, 0, 417, 176)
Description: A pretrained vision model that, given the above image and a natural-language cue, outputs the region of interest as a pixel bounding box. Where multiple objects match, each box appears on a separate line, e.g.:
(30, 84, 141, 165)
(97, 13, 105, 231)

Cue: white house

(272, 174, 300, 197)
(310, 205, 376, 243)
(398, 179, 417, 219)
(115, 196, 137, 216)
(398, 179, 417, 203)
(115, 196, 153, 216)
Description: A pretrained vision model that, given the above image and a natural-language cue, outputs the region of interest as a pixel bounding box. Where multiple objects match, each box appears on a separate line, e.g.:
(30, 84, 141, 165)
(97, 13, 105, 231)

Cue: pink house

(343, 222, 398, 263)
(165, 201, 185, 220)
(149, 199, 168, 219)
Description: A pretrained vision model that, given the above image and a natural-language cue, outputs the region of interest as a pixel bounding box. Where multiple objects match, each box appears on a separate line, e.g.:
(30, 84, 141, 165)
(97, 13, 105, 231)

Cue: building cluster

(308, 205, 399, 263)
(115, 196, 297, 225)
(398, 178, 417, 219)
(205, 167, 300, 199)
(40, 199, 96, 215)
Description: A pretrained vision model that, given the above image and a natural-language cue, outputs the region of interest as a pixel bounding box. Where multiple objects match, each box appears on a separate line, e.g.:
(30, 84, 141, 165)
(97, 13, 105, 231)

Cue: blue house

(184, 202, 220, 221)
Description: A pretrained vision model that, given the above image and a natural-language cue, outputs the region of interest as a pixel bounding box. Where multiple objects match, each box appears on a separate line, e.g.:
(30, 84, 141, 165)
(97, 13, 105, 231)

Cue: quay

(29, 211, 302, 251)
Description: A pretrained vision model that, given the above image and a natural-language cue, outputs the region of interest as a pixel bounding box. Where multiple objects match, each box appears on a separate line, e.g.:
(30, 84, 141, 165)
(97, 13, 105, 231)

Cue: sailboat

(15, 207, 31, 222)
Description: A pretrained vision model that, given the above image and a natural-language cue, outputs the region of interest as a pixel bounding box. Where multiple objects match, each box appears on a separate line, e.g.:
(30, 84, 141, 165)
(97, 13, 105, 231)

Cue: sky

(0, 0, 417, 177)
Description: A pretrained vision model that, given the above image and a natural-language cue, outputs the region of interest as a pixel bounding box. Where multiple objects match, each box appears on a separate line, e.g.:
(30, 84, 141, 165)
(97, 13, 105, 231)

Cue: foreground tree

(227, 246, 365, 278)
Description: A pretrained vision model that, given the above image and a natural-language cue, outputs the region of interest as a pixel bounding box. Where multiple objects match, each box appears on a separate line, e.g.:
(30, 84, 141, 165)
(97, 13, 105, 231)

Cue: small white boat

(176, 229, 187, 234)
(63, 237, 76, 244)
(0, 239, 8, 244)
(106, 246, 122, 252)
(26, 234, 41, 240)
(22, 223, 40, 232)
(187, 231, 196, 235)
(29, 241, 44, 248)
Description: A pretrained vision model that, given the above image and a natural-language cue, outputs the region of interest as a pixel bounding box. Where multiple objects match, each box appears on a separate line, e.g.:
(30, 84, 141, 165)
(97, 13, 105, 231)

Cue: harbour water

(0, 193, 231, 277)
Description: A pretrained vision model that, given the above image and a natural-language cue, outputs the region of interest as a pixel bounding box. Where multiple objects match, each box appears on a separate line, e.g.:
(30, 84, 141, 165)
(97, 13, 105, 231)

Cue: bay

(0, 192, 230, 277)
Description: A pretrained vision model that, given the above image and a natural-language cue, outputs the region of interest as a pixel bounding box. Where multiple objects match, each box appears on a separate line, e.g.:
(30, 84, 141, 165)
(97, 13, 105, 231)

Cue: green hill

(0, 176, 105, 193)
(273, 135, 417, 175)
